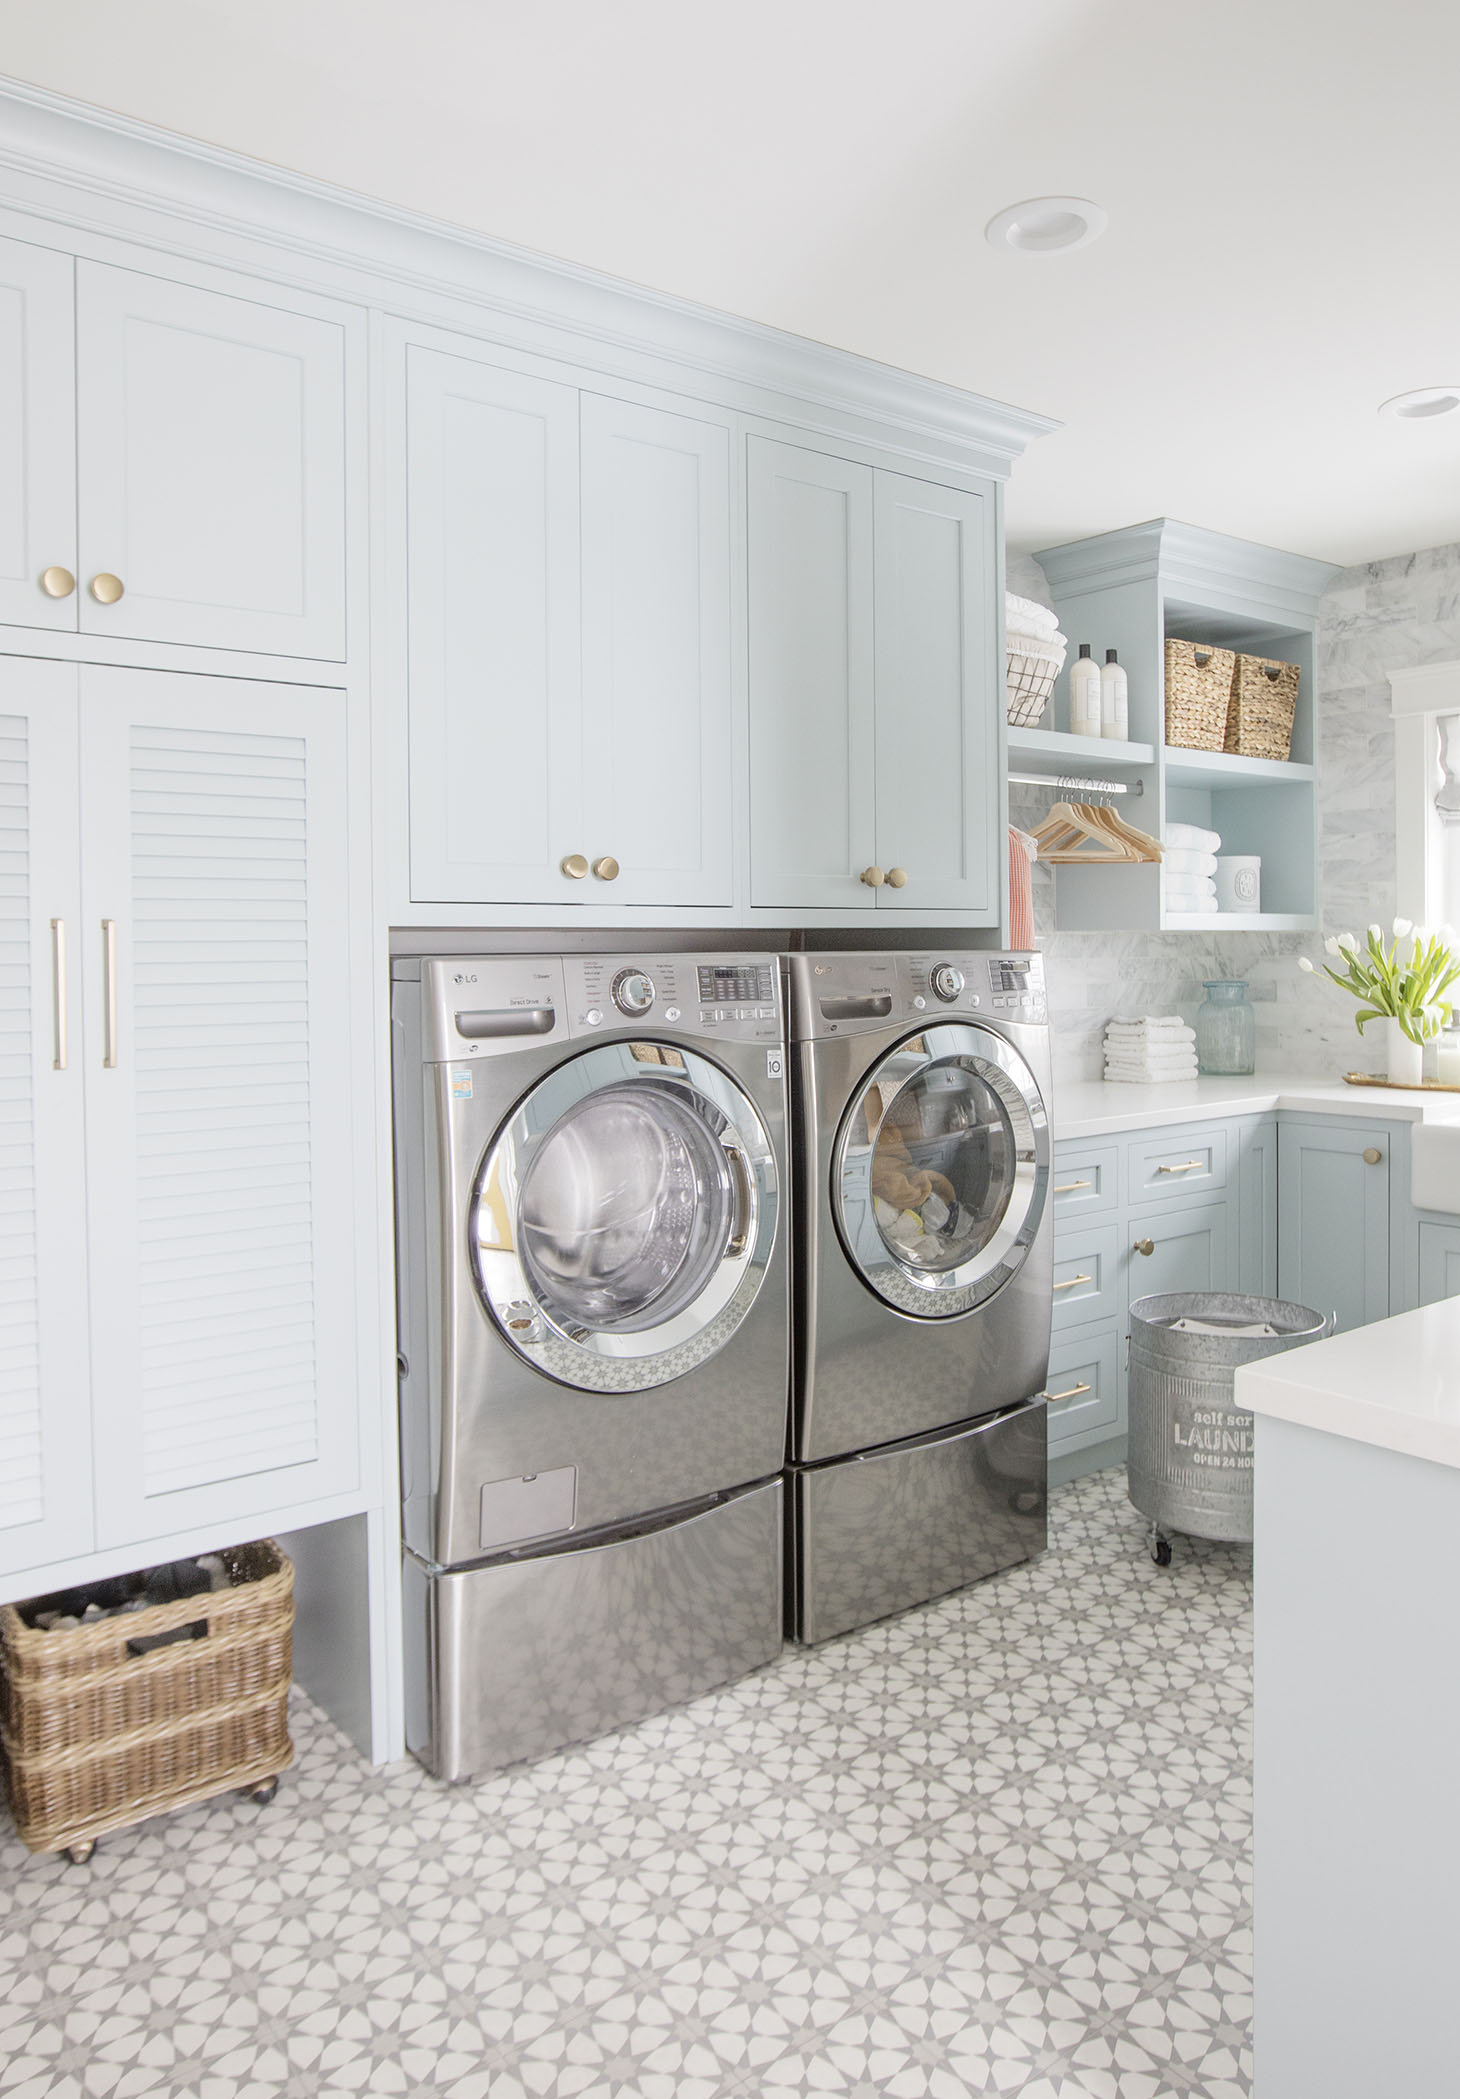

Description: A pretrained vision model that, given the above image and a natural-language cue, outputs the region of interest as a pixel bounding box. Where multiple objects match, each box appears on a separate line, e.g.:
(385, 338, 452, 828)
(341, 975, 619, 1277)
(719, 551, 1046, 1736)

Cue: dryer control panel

(787, 951, 1047, 1041)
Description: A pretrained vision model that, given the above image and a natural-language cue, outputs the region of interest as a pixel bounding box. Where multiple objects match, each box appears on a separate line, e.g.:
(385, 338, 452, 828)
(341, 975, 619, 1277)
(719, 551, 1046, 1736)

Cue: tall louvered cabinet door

(77, 666, 359, 1550)
(0, 660, 92, 1578)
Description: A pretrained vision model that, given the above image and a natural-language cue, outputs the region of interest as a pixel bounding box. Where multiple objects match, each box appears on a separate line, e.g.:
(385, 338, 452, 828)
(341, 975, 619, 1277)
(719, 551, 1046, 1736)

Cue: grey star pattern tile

(0, 1470, 1252, 2097)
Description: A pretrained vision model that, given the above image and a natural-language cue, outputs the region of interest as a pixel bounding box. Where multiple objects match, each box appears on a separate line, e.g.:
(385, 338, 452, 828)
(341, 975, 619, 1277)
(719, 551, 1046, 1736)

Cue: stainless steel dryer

(786, 949, 1053, 1643)
(392, 952, 790, 1779)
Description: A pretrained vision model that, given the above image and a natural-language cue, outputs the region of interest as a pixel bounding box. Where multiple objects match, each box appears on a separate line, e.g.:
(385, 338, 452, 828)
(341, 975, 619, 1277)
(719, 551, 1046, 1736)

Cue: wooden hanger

(1029, 800, 1163, 864)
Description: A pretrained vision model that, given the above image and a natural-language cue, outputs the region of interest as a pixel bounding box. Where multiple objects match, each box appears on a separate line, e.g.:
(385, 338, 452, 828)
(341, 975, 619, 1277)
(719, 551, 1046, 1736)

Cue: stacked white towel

(1163, 821, 1222, 911)
(1103, 1016, 1199, 1084)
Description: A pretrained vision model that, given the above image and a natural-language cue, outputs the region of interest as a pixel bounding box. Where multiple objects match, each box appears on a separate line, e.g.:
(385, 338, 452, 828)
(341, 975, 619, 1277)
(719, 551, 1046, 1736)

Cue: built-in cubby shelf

(1028, 519, 1339, 933)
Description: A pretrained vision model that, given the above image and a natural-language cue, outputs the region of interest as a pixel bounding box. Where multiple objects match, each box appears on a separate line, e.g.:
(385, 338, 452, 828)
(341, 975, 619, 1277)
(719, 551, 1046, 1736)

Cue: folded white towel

(1165, 884, 1218, 910)
(1105, 1054, 1199, 1075)
(1105, 1018, 1195, 1039)
(1164, 822, 1222, 854)
(1163, 848, 1218, 878)
(1005, 591, 1061, 639)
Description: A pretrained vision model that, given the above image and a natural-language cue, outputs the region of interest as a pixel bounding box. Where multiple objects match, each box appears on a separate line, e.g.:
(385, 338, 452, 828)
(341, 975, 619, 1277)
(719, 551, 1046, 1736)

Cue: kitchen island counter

(1240, 1300, 1460, 2098)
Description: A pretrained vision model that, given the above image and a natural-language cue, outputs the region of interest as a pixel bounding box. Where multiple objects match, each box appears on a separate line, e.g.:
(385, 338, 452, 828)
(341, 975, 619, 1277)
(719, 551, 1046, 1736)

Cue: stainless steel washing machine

(785, 949, 1053, 1643)
(392, 951, 790, 1778)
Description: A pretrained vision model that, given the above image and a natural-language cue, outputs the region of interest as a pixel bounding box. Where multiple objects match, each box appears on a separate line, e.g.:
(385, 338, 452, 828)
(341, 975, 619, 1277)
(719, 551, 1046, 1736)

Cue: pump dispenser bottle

(1070, 643, 1102, 738)
(1101, 648, 1129, 739)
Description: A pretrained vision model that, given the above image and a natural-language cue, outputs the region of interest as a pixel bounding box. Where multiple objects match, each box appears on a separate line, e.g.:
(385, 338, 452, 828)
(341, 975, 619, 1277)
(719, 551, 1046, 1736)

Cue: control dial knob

(930, 964, 965, 1004)
(612, 968, 655, 1017)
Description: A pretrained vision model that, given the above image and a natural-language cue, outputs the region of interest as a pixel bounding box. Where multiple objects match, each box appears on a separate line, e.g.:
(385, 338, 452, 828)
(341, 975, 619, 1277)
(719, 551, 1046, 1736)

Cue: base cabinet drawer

(1050, 1144, 1119, 1222)
(1129, 1125, 1228, 1203)
(1051, 1223, 1121, 1330)
(1044, 1326, 1122, 1451)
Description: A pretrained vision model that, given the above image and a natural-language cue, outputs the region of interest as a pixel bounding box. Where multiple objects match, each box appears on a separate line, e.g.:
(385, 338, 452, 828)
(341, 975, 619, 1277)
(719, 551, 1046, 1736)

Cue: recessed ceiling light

(1379, 386, 1460, 422)
(985, 196, 1108, 255)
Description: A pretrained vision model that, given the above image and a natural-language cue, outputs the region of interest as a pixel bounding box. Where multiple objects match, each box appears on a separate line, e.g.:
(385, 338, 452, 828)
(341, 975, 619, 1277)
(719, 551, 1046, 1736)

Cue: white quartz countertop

(1052, 1072, 1460, 1140)
(1238, 1298, 1460, 1469)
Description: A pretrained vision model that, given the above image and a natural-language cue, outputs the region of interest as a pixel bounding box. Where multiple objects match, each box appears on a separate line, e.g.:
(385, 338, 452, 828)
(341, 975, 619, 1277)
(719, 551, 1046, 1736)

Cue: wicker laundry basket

(1225, 652, 1300, 761)
(0, 1540, 293, 1861)
(1164, 638, 1235, 751)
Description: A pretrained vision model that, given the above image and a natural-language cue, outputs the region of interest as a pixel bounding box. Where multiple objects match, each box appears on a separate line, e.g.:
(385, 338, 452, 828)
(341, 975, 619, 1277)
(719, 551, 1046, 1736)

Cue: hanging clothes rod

(1008, 770, 1144, 797)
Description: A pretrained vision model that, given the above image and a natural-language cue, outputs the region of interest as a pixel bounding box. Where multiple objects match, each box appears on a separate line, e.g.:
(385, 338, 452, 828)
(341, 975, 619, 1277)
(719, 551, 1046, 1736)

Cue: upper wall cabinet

(747, 436, 998, 918)
(405, 340, 734, 908)
(0, 234, 348, 660)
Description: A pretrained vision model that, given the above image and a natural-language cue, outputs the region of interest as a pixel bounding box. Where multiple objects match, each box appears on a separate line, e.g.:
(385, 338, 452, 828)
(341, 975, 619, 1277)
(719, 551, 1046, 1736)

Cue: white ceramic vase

(1383, 1016, 1424, 1087)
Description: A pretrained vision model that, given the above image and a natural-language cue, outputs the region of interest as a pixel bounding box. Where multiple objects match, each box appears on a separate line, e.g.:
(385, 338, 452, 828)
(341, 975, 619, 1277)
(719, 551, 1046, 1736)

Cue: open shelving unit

(1017, 519, 1339, 932)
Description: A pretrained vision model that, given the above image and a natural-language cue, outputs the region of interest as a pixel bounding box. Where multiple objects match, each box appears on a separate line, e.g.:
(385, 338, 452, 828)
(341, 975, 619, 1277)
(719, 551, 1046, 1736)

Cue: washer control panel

(788, 951, 1047, 1039)
(564, 955, 781, 1042)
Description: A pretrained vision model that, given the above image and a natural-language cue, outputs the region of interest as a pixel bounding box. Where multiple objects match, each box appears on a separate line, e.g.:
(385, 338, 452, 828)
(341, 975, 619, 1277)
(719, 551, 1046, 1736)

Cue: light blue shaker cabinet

(404, 338, 736, 909)
(1417, 1222, 1460, 1306)
(0, 233, 76, 634)
(1277, 1117, 1392, 1331)
(746, 435, 999, 918)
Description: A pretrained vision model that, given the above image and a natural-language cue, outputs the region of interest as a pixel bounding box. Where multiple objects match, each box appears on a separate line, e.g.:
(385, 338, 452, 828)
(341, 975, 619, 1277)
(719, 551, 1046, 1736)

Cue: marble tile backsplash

(1006, 541, 1460, 1088)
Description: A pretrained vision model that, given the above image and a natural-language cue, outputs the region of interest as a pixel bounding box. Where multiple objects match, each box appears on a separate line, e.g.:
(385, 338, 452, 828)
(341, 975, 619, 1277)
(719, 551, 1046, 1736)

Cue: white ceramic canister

(1214, 856, 1261, 912)
(1070, 644, 1102, 738)
(1100, 649, 1129, 739)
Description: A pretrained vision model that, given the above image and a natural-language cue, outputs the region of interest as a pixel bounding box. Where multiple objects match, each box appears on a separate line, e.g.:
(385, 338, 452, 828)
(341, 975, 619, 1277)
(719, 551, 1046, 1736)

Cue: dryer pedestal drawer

(405, 1480, 783, 1780)
(791, 1404, 1046, 1645)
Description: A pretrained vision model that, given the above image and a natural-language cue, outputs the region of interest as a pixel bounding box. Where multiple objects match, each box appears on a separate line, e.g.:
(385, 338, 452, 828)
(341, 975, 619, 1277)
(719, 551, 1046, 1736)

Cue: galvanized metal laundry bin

(1127, 1292, 1335, 1562)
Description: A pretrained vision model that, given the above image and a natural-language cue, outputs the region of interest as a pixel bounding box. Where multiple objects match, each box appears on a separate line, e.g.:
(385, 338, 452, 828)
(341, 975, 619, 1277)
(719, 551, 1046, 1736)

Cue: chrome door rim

(471, 1041, 779, 1391)
(833, 1022, 1049, 1318)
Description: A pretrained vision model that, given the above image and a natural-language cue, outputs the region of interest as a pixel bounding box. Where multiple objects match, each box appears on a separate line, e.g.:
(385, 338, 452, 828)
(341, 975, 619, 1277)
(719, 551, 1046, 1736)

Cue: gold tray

(1342, 1072, 1460, 1093)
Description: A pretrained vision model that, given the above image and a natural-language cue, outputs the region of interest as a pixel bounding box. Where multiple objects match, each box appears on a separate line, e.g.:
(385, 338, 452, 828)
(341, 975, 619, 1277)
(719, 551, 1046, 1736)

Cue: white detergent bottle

(1070, 643, 1102, 738)
(1101, 648, 1129, 739)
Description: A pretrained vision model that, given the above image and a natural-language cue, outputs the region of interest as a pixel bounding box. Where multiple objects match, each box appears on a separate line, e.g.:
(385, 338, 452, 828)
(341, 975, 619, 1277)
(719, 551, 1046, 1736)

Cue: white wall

(1010, 542, 1460, 1086)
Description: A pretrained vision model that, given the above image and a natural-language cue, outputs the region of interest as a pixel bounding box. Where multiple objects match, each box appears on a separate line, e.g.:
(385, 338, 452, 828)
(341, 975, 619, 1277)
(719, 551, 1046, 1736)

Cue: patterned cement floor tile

(0, 1470, 1252, 2098)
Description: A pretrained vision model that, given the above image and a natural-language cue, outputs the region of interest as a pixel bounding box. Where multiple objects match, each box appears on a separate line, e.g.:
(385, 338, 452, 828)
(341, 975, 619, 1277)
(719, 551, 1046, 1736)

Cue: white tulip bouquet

(1298, 920, 1460, 1044)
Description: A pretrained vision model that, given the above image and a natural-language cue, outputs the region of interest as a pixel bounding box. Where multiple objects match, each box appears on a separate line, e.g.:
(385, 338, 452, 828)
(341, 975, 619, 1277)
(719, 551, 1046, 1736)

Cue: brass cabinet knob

(1134, 1238, 1155, 1256)
(89, 573, 125, 604)
(560, 853, 589, 879)
(1363, 1146, 1383, 1165)
(591, 855, 619, 882)
(886, 866, 908, 889)
(41, 565, 76, 598)
(859, 865, 886, 888)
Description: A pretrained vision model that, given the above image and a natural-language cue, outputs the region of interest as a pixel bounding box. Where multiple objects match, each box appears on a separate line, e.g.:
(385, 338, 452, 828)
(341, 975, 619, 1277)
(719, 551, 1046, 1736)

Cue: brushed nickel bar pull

(50, 919, 67, 1070)
(102, 918, 118, 1068)
(1155, 1160, 1204, 1173)
(1053, 1179, 1092, 1194)
(1047, 1381, 1092, 1403)
(1052, 1273, 1092, 1292)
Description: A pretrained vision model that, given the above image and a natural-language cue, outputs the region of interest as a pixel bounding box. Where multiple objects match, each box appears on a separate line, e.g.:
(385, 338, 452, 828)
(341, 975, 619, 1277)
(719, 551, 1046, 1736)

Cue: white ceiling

(8, 0, 1459, 567)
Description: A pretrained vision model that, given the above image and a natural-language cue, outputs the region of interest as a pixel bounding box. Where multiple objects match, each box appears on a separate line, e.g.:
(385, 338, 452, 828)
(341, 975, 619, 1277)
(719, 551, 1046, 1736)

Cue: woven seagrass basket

(1164, 638, 1235, 751)
(1225, 652, 1300, 762)
(0, 1540, 293, 1858)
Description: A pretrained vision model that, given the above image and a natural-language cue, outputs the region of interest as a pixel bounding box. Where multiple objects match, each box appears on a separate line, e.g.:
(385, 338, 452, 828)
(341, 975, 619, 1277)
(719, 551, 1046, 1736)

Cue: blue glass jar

(1196, 980, 1256, 1075)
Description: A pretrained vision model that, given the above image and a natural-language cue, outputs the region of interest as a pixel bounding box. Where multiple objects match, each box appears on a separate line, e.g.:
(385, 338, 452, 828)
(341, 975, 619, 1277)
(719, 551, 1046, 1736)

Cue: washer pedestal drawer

(790, 1403, 1046, 1646)
(404, 1480, 783, 1780)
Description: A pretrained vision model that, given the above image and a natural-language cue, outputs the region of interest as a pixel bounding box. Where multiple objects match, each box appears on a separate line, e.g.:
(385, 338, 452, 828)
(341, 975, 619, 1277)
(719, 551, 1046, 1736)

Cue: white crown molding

(0, 75, 1058, 480)
(1390, 661, 1460, 719)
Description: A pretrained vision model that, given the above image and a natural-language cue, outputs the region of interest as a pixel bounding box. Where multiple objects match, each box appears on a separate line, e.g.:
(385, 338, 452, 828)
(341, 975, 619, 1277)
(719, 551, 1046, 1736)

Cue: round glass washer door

(471, 1040, 779, 1391)
(834, 1023, 1049, 1318)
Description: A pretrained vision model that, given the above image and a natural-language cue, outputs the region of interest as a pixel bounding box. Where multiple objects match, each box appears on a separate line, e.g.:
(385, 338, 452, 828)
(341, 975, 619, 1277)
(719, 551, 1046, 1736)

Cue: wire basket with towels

(1006, 593, 1067, 728)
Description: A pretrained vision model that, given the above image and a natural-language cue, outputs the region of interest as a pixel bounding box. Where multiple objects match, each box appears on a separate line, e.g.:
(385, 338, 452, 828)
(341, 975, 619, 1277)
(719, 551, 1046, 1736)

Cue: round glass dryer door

(471, 1041, 779, 1391)
(834, 1023, 1049, 1318)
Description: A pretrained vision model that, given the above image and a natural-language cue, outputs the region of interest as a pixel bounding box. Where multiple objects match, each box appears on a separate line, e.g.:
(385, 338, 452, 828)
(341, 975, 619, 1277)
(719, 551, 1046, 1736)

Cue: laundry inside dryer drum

(867, 1058, 1015, 1272)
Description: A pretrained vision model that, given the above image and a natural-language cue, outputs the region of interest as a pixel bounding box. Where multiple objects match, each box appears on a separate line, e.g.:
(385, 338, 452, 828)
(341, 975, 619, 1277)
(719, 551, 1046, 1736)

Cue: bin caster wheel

(243, 1777, 279, 1806)
(62, 1840, 96, 1865)
(1153, 1538, 1173, 1567)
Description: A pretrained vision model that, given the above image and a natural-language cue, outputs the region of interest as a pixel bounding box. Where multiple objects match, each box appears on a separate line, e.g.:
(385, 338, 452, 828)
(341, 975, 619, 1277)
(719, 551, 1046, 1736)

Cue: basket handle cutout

(1192, 648, 1213, 666)
(126, 1619, 209, 1659)
(1263, 664, 1282, 680)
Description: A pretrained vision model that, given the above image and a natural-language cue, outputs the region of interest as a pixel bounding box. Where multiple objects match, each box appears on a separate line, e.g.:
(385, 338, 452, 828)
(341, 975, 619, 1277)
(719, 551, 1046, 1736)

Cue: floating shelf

(1161, 910, 1317, 933)
(1006, 726, 1156, 774)
(1163, 746, 1316, 790)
